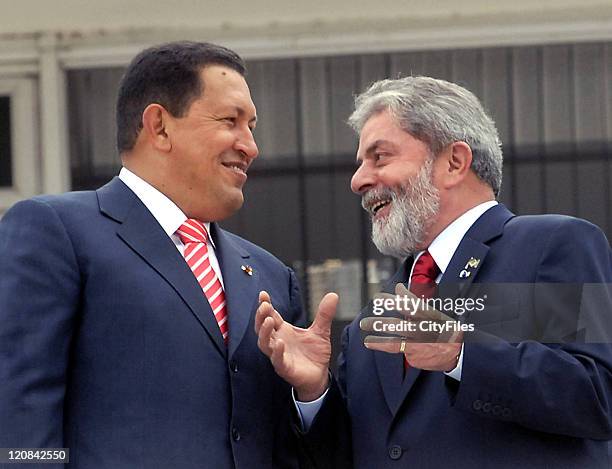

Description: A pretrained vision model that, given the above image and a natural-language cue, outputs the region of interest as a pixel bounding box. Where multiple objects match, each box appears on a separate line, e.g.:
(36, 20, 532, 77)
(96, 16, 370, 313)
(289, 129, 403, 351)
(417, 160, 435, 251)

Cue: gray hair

(348, 76, 503, 197)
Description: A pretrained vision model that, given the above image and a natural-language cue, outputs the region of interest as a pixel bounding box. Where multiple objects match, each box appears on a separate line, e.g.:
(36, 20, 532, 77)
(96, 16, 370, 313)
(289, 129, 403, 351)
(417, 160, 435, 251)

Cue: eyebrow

(356, 139, 393, 161)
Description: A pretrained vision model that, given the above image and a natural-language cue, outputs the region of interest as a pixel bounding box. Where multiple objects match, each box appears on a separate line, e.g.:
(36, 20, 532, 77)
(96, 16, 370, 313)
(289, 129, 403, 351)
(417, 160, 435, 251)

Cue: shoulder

(506, 213, 609, 246)
(218, 227, 292, 272)
(0, 193, 99, 267)
(507, 214, 611, 282)
(4, 190, 98, 219)
(2, 190, 97, 225)
(508, 212, 597, 231)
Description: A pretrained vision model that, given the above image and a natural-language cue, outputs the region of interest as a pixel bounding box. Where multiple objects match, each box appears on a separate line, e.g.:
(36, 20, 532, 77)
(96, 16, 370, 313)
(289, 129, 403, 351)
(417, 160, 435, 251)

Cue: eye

(374, 152, 389, 163)
(220, 116, 237, 126)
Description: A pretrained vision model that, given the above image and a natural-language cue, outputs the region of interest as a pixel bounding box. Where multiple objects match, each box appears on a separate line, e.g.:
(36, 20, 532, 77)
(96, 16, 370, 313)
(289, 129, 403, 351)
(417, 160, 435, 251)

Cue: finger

(255, 300, 273, 334)
(408, 294, 452, 322)
(311, 292, 339, 335)
(254, 298, 284, 334)
(372, 291, 396, 302)
(388, 286, 429, 320)
(393, 287, 434, 320)
(257, 316, 276, 357)
(359, 317, 414, 337)
(255, 291, 271, 333)
(394, 285, 452, 322)
(269, 338, 289, 375)
(363, 335, 406, 354)
(394, 282, 410, 297)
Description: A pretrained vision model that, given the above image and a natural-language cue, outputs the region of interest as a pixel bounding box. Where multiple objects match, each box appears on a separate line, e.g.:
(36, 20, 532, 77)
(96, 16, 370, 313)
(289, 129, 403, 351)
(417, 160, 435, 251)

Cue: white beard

(365, 157, 440, 259)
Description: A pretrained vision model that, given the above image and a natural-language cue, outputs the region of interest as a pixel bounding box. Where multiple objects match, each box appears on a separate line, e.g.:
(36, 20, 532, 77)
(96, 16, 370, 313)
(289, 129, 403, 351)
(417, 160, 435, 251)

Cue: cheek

(430, 162, 447, 189)
(380, 166, 413, 188)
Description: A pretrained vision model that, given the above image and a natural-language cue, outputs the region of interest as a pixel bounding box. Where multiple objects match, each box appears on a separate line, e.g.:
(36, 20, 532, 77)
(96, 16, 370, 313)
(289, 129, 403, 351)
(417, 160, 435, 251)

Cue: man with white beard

(255, 76, 612, 468)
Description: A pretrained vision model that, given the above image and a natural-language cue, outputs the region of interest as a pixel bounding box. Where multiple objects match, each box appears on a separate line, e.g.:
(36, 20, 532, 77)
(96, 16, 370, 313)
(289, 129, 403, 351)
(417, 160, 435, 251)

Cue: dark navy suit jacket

(0, 178, 305, 469)
(301, 204, 612, 468)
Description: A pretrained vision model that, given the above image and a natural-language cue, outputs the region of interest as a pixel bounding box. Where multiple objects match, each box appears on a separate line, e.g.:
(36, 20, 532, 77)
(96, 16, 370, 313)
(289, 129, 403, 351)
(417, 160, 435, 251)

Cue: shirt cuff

(444, 343, 465, 381)
(292, 388, 329, 432)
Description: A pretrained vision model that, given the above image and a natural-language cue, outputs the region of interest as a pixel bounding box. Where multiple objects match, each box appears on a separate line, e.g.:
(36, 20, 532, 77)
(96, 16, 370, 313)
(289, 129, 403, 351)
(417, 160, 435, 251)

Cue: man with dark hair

(255, 76, 612, 468)
(0, 41, 304, 468)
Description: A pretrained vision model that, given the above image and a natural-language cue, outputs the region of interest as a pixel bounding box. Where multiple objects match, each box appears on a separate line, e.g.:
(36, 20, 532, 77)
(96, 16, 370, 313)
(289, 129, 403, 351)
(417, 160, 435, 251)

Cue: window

(0, 96, 12, 188)
(0, 78, 39, 215)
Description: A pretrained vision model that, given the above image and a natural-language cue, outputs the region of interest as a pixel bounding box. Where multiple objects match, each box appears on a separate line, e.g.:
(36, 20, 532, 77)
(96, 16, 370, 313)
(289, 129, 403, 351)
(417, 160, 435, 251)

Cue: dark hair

(116, 41, 246, 153)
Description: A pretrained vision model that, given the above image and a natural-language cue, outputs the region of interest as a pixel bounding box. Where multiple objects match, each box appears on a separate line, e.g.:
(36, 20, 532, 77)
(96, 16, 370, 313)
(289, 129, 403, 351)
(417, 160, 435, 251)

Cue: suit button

(472, 399, 483, 411)
(388, 445, 402, 460)
(482, 402, 492, 413)
(502, 408, 512, 418)
(229, 360, 239, 373)
(492, 405, 502, 416)
(232, 427, 241, 441)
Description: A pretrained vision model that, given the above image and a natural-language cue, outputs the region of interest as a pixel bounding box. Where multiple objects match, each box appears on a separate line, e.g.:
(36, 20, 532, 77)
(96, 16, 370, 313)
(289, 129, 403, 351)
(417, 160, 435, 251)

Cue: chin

(214, 194, 244, 221)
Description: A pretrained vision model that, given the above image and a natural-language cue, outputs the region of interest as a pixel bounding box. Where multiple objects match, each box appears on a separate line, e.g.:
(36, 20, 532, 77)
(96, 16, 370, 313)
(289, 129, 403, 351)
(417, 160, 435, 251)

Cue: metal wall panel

(67, 41, 612, 314)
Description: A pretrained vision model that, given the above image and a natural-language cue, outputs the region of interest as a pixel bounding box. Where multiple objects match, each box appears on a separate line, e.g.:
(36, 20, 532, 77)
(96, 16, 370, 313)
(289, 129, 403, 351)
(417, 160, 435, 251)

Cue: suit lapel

(441, 204, 514, 298)
(376, 204, 515, 418)
(211, 225, 259, 359)
(440, 239, 490, 303)
(374, 262, 413, 415)
(97, 178, 227, 358)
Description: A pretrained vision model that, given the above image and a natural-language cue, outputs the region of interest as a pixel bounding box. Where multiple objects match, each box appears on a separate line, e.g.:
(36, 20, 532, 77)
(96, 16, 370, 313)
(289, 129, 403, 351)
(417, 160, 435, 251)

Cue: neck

(421, 189, 495, 249)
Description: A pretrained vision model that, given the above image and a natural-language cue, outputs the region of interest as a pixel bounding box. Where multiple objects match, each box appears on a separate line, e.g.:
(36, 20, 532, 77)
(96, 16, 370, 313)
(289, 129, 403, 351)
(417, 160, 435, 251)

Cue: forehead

(196, 65, 256, 113)
(359, 110, 402, 139)
(356, 111, 405, 155)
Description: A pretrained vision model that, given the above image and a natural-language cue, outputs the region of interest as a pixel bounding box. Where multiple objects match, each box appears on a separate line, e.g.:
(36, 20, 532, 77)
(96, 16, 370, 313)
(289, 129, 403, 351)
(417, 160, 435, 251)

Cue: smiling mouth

(221, 161, 248, 176)
(367, 198, 392, 216)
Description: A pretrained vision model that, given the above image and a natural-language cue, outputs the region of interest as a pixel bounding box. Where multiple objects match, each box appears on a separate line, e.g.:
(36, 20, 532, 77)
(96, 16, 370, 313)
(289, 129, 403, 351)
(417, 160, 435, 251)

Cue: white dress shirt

(118, 167, 224, 287)
(295, 200, 499, 429)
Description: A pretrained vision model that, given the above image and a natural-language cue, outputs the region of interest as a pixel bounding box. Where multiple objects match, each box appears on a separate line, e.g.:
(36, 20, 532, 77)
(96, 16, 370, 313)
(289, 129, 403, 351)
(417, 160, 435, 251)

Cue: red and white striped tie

(176, 219, 228, 343)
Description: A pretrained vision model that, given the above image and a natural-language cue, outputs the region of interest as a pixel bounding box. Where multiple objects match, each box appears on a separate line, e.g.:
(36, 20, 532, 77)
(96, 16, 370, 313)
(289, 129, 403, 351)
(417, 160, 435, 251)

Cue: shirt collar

(118, 167, 215, 247)
(426, 200, 498, 275)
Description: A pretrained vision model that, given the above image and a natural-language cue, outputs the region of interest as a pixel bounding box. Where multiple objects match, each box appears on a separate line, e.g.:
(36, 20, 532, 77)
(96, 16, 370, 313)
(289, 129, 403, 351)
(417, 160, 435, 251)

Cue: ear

(438, 141, 473, 189)
(141, 103, 172, 152)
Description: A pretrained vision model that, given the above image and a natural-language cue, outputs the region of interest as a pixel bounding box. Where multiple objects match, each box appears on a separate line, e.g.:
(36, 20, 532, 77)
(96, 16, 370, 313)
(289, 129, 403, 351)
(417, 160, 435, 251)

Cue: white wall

(1, 0, 612, 60)
(1, 0, 611, 34)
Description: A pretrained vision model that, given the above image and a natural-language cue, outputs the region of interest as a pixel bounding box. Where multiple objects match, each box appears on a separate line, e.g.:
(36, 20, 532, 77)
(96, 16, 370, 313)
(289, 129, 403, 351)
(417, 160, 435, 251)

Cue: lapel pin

(459, 257, 481, 278)
(241, 265, 253, 276)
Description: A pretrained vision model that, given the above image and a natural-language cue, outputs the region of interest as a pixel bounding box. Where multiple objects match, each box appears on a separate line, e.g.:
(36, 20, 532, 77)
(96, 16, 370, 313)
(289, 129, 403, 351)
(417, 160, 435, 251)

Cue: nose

(350, 162, 375, 195)
(235, 129, 259, 161)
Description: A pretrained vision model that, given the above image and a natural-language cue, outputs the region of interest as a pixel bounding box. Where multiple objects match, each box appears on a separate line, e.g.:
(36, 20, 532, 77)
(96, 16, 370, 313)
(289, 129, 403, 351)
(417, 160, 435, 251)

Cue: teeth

(226, 164, 245, 174)
(371, 199, 391, 215)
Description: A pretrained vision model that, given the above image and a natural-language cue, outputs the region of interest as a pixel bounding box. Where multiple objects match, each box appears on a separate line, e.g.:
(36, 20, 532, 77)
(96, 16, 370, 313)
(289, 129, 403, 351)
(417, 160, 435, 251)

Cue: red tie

(176, 219, 229, 343)
(404, 250, 440, 372)
(410, 250, 440, 299)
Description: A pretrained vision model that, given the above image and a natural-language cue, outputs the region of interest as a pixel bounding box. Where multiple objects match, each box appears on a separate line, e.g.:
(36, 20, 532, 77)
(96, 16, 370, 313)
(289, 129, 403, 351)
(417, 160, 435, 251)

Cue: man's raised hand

(255, 290, 338, 401)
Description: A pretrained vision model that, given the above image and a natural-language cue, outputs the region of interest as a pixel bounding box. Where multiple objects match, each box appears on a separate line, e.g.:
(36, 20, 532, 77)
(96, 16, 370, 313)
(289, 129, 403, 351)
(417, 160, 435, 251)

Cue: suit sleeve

(451, 218, 612, 440)
(272, 267, 310, 469)
(0, 199, 80, 450)
(294, 325, 354, 469)
(288, 267, 307, 329)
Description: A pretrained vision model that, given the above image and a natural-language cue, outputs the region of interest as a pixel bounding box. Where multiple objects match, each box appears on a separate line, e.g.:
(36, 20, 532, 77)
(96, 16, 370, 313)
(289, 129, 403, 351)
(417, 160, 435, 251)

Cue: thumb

(259, 290, 271, 304)
(311, 292, 339, 335)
